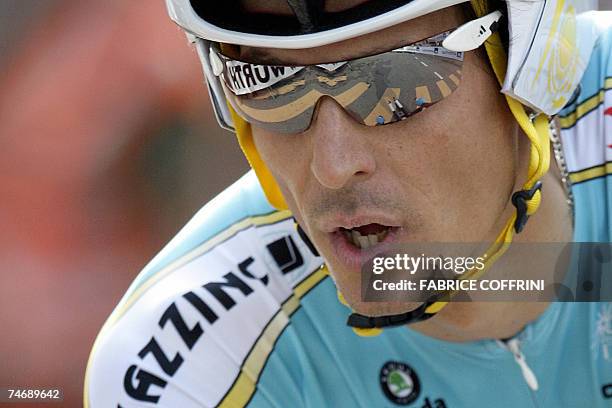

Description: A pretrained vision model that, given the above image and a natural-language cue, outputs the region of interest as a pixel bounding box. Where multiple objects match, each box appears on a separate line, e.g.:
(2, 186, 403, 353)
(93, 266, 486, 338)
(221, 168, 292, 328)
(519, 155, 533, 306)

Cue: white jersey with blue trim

(85, 13, 612, 408)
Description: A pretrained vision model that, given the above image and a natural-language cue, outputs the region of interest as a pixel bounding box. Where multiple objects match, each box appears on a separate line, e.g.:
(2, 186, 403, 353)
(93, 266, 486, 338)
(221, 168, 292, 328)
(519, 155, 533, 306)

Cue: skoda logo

(380, 361, 421, 405)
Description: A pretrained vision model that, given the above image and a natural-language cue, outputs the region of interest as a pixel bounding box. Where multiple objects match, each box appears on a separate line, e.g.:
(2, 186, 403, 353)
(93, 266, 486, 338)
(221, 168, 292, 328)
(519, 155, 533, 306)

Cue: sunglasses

(211, 29, 465, 134)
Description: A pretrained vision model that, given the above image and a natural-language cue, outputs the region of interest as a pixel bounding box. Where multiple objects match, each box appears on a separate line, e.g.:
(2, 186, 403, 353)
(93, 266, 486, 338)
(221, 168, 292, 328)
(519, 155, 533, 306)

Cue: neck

(410, 144, 574, 342)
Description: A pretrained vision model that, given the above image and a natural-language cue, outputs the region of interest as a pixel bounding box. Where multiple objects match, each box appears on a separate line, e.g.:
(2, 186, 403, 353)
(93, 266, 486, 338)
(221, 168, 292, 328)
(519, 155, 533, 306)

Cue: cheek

(455, 56, 517, 185)
(439, 80, 515, 178)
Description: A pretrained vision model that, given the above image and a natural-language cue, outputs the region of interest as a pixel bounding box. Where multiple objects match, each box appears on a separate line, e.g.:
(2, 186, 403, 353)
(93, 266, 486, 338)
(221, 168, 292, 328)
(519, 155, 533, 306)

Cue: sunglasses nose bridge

(311, 94, 357, 128)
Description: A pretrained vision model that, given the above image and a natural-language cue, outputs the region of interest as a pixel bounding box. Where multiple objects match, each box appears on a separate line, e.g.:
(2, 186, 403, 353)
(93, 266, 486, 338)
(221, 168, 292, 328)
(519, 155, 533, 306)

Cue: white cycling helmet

(165, 0, 598, 333)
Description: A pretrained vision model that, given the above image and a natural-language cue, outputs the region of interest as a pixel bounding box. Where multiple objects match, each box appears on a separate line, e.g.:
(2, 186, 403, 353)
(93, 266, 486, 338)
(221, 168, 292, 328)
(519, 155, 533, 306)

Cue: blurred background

(0, 1, 611, 407)
(0, 1, 248, 407)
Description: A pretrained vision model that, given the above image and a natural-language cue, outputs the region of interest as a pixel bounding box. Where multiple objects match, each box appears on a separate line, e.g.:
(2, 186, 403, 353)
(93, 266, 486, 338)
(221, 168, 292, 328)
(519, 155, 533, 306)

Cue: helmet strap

(286, 0, 324, 32)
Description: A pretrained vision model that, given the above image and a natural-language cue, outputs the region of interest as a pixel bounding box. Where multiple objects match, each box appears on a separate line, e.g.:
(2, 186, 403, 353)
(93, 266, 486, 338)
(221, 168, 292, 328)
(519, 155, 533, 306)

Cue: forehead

(230, 5, 466, 65)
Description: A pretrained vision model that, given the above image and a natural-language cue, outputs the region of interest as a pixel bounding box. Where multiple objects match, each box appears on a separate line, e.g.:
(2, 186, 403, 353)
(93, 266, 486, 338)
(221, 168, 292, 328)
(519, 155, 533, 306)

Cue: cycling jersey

(85, 14, 612, 408)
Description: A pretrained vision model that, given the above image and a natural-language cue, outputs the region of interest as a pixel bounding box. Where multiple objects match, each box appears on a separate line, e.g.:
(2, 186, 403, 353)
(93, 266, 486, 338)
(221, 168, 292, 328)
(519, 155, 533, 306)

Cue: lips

(316, 212, 403, 270)
(326, 225, 401, 274)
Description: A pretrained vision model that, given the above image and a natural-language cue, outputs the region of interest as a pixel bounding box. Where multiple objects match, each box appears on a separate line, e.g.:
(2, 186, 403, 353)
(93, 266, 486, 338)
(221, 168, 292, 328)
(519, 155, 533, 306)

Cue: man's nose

(308, 96, 377, 190)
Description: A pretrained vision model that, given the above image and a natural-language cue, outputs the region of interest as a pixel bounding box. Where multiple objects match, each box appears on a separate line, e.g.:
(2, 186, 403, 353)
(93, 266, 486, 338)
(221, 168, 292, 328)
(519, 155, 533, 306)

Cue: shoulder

(84, 171, 323, 407)
(556, 12, 612, 241)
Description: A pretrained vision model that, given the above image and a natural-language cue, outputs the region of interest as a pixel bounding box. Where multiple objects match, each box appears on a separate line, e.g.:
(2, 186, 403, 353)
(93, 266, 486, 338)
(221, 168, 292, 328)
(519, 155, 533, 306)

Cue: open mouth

(340, 223, 395, 249)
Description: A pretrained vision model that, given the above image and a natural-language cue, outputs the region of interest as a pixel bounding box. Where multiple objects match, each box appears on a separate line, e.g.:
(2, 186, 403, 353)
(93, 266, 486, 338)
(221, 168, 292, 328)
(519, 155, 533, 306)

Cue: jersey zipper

(497, 338, 540, 406)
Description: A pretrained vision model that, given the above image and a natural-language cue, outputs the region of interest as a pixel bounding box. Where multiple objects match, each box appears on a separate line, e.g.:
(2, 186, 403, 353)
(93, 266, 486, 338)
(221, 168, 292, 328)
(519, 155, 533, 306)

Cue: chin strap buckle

(346, 295, 449, 329)
(346, 303, 433, 329)
(511, 181, 543, 234)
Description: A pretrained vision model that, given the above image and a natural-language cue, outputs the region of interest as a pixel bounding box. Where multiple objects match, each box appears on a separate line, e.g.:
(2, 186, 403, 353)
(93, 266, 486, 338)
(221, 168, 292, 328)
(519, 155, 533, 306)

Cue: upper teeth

(345, 229, 388, 249)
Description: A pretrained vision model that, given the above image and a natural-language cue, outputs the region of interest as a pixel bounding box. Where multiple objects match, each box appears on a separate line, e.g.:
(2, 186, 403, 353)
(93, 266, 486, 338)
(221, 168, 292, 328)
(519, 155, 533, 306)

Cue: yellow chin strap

(229, 0, 552, 337)
(229, 106, 289, 210)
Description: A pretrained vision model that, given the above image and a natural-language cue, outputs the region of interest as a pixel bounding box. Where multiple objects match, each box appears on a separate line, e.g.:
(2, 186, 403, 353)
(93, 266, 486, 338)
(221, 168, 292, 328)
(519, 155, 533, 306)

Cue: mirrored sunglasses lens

(219, 30, 463, 133)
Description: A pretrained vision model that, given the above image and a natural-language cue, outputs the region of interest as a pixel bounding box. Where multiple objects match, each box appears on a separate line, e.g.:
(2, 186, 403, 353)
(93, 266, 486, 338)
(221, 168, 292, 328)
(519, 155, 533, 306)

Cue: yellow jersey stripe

(569, 162, 612, 185)
(559, 77, 612, 129)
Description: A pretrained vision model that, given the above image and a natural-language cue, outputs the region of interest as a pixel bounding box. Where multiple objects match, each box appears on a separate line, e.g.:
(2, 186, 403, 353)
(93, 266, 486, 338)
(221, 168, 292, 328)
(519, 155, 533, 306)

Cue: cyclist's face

(250, 6, 525, 317)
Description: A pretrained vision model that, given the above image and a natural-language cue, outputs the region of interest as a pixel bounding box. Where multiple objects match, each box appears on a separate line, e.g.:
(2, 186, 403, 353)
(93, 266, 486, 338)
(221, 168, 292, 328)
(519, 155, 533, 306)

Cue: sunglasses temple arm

(442, 10, 503, 52)
(195, 38, 236, 132)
